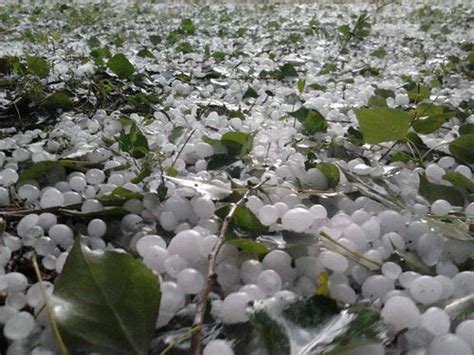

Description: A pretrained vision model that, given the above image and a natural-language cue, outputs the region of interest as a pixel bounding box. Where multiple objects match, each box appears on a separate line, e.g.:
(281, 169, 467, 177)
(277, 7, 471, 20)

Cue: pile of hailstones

(0, 145, 473, 354)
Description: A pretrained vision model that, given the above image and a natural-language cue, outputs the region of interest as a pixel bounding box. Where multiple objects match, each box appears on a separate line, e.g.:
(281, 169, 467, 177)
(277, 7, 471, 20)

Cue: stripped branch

(190, 177, 269, 355)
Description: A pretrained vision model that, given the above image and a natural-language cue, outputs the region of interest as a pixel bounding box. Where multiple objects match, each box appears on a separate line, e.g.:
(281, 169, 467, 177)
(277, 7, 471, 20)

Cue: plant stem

(160, 326, 201, 355)
(190, 177, 269, 355)
(319, 230, 382, 268)
(378, 139, 400, 162)
(0, 199, 125, 218)
(32, 256, 69, 355)
(171, 128, 196, 168)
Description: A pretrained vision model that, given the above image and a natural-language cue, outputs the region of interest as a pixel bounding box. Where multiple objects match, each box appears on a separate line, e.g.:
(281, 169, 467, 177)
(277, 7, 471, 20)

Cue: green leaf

(53, 239, 161, 354)
(216, 205, 267, 233)
(165, 166, 178, 177)
(408, 85, 430, 103)
(18, 160, 86, 183)
(137, 48, 155, 58)
(308, 83, 326, 91)
(467, 52, 474, 65)
(443, 172, 474, 193)
(149, 35, 162, 46)
(411, 103, 452, 134)
(87, 36, 101, 48)
(228, 110, 245, 120)
(412, 115, 445, 134)
(374, 88, 395, 98)
(107, 53, 135, 79)
(19, 161, 62, 183)
(459, 123, 474, 135)
(346, 126, 364, 146)
(297, 79, 306, 94)
(90, 47, 111, 65)
(418, 173, 464, 206)
(370, 47, 386, 58)
(279, 63, 298, 78)
(212, 51, 226, 61)
(180, 19, 195, 34)
(207, 154, 238, 170)
(288, 107, 310, 122)
(117, 123, 149, 159)
(304, 110, 328, 134)
(51, 32, 61, 41)
(176, 41, 194, 54)
(317, 163, 340, 188)
(168, 126, 186, 144)
(26, 55, 50, 78)
(449, 134, 474, 164)
(99, 187, 144, 202)
(232, 206, 267, 233)
(226, 239, 270, 256)
(129, 166, 153, 184)
(221, 131, 253, 156)
(43, 92, 73, 110)
(251, 295, 386, 355)
(0, 57, 11, 75)
(367, 95, 387, 108)
(157, 183, 168, 202)
(354, 108, 411, 144)
(243, 86, 259, 100)
(390, 151, 412, 163)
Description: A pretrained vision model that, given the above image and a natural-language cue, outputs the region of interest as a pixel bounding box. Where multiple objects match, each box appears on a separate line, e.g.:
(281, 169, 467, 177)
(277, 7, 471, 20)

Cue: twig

(160, 326, 202, 355)
(13, 102, 24, 129)
(0, 199, 125, 218)
(319, 230, 383, 268)
(171, 128, 196, 168)
(190, 177, 270, 355)
(32, 256, 69, 355)
(378, 139, 400, 162)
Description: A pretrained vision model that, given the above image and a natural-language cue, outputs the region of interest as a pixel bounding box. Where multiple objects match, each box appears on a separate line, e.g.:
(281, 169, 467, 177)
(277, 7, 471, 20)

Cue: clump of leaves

(107, 53, 135, 79)
(116, 120, 149, 159)
(288, 107, 328, 135)
(205, 131, 254, 169)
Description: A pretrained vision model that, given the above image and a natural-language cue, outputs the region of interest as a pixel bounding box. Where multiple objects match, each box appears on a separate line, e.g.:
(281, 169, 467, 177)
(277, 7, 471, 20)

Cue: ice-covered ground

(0, 1, 473, 354)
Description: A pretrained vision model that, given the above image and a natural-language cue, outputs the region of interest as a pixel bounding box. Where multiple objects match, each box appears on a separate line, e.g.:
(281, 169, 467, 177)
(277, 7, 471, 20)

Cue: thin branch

(160, 326, 201, 355)
(378, 139, 400, 162)
(32, 256, 69, 355)
(190, 177, 270, 355)
(0, 199, 125, 218)
(320, 230, 383, 268)
(171, 128, 196, 168)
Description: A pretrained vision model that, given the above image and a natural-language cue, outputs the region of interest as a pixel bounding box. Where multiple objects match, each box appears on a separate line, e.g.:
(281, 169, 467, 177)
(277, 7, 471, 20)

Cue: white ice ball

(258, 205, 279, 226)
(3, 311, 35, 341)
(319, 251, 348, 273)
(456, 320, 474, 351)
(221, 292, 250, 324)
(177, 268, 205, 294)
(40, 188, 64, 208)
(410, 276, 442, 305)
(203, 339, 234, 355)
(281, 208, 314, 232)
(431, 199, 451, 216)
(421, 307, 450, 336)
(381, 296, 421, 332)
(430, 334, 472, 355)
